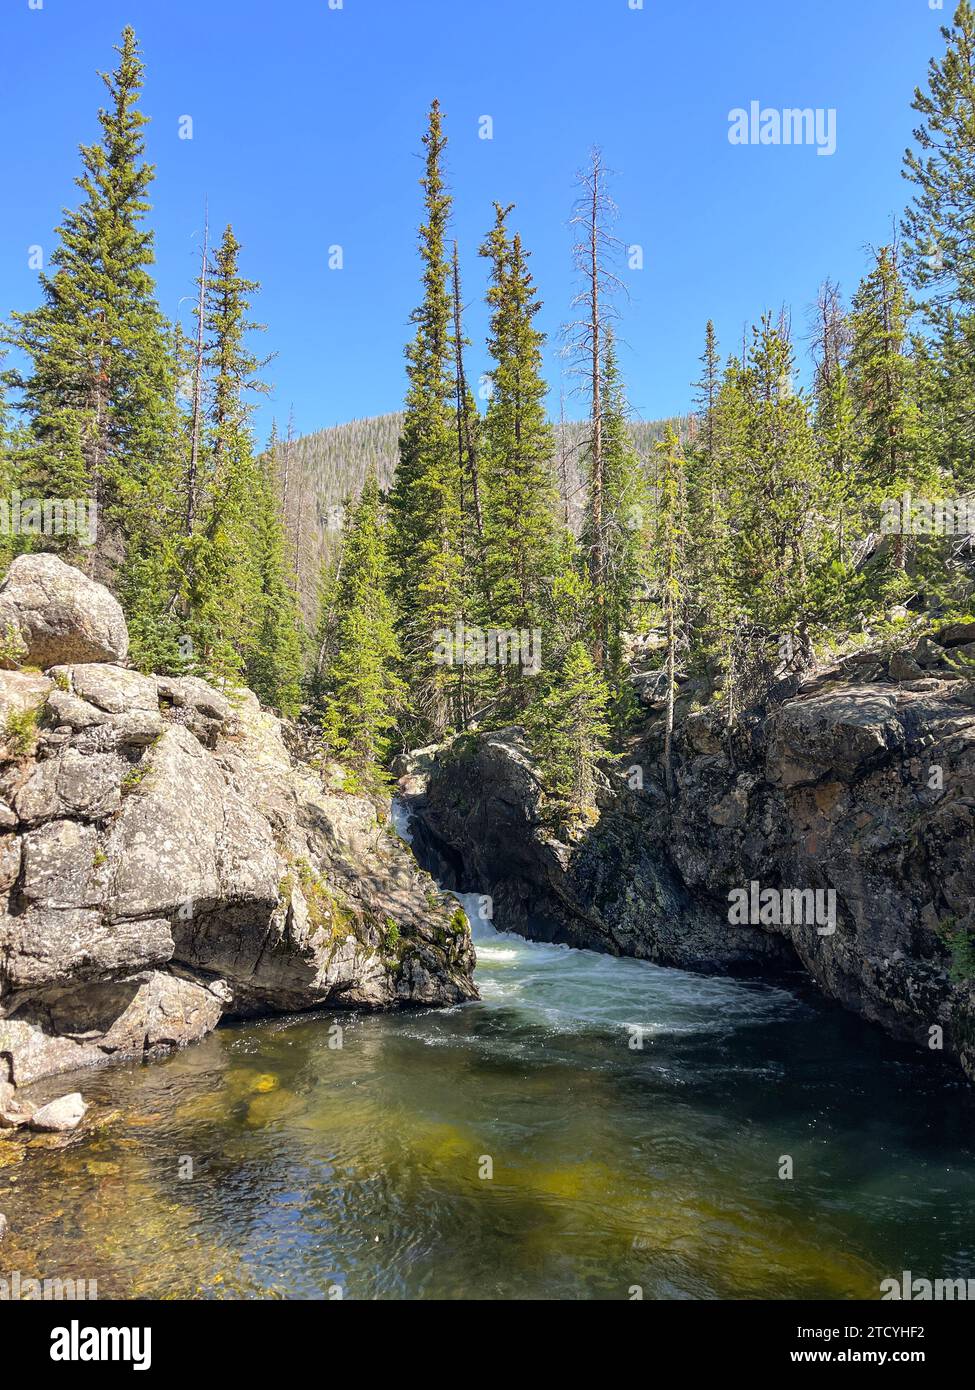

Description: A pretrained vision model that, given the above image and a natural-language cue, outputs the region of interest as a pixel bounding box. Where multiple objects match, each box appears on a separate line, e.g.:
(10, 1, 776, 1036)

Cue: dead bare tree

(452, 241, 483, 539)
(563, 148, 625, 670)
(282, 404, 296, 531)
(186, 200, 209, 536)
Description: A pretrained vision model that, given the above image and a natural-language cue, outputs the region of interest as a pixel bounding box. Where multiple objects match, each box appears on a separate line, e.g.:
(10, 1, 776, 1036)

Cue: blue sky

(0, 0, 950, 441)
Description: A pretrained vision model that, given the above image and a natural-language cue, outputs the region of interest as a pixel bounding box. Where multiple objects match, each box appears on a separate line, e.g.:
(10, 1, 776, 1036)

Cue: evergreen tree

(902, 1, 975, 311)
(811, 282, 859, 565)
(388, 101, 466, 741)
(5, 27, 179, 592)
(729, 316, 820, 654)
(177, 225, 303, 712)
(318, 472, 404, 781)
(598, 331, 651, 730)
(654, 425, 686, 795)
(848, 246, 928, 571)
(478, 204, 563, 718)
(902, 4, 975, 489)
(526, 639, 610, 814)
(685, 322, 735, 672)
(566, 148, 623, 672)
(245, 447, 305, 717)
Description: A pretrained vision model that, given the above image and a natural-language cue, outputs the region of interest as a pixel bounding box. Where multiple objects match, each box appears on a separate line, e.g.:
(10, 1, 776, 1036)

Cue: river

(0, 802, 972, 1300)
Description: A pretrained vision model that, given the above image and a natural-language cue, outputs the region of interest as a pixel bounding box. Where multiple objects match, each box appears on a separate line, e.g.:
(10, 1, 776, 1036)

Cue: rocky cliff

(401, 633, 975, 1083)
(0, 554, 476, 1098)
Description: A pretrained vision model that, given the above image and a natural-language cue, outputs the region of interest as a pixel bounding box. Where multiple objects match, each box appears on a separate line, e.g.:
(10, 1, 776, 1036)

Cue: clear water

(1, 805, 972, 1300)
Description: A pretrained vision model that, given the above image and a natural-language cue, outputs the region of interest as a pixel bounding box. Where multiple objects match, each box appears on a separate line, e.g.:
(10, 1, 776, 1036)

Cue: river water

(1, 804, 972, 1300)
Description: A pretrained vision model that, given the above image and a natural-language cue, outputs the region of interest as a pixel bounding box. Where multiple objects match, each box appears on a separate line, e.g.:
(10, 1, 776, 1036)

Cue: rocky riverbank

(0, 554, 476, 1124)
(399, 633, 975, 1083)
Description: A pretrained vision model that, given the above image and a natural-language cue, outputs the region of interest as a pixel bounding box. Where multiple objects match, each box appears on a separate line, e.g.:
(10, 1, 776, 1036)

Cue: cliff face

(402, 639, 975, 1083)
(0, 555, 476, 1093)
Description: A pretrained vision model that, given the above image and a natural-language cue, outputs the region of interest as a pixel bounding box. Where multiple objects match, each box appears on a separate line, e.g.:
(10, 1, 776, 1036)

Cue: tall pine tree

(388, 101, 467, 742)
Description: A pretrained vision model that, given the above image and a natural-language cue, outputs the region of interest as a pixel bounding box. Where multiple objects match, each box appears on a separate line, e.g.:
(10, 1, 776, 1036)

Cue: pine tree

(0, 366, 16, 574)
(902, 3, 975, 489)
(685, 322, 734, 668)
(176, 224, 303, 713)
(5, 27, 179, 591)
(245, 446, 305, 717)
(318, 472, 404, 781)
(598, 331, 651, 730)
(478, 204, 563, 718)
(811, 282, 859, 565)
(655, 425, 686, 795)
(902, 1, 975, 310)
(388, 101, 466, 741)
(526, 639, 610, 814)
(848, 246, 928, 571)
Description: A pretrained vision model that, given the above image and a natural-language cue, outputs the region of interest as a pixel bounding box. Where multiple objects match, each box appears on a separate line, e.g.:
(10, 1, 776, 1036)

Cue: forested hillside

(281, 412, 683, 624)
(1, 7, 974, 831)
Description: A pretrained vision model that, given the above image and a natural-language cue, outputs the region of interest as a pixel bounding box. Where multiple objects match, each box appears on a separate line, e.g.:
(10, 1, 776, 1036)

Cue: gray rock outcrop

(0, 556, 476, 1093)
(403, 647, 975, 1082)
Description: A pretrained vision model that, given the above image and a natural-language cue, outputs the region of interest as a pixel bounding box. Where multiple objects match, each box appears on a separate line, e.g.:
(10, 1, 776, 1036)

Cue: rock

(29, 1092, 87, 1132)
(913, 635, 946, 669)
(407, 674, 975, 1084)
(0, 1213, 7, 1243)
(392, 743, 441, 797)
(408, 727, 780, 971)
(156, 674, 232, 722)
(66, 664, 158, 714)
(0, 972, 230, 1084)
(155, 675, 233, 747)
(0, 1076, 34, 1128)
(0, 559, 476, 1086)
(936, 620, 975, 648)
(766, 688, 903, 786)
(888, 650, 924, 682)
(0, 835, 21, 891)
(0, 553, 128, 668)
(20, 819, 101, 910)
(14, 749, 123, 823)
(43, 687, 110, 733)
(0, 670, 53, 728)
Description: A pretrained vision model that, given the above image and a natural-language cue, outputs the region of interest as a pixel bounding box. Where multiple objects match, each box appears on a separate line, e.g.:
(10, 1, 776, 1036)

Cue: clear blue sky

(0, 0, 949, 441)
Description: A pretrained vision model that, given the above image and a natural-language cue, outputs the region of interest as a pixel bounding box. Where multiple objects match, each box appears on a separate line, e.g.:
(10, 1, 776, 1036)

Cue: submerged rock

(0, 559, 477, 1092)
(29, 1092, 87, 1132)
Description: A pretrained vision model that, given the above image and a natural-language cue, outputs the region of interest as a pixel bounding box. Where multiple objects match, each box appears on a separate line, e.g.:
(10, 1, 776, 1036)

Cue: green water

(2, 899, 973, 1300)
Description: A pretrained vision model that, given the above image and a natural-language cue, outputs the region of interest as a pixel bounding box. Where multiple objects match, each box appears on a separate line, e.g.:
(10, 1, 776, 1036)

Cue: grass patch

(937, 918, 975, 984)
(4, 704, 38, 757)
(120, 764, 149, 796)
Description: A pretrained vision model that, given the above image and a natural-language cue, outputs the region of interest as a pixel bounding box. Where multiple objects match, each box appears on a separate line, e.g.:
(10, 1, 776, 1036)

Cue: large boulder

(0, 560, 477, 1091)
(0, 553, 128, 668)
